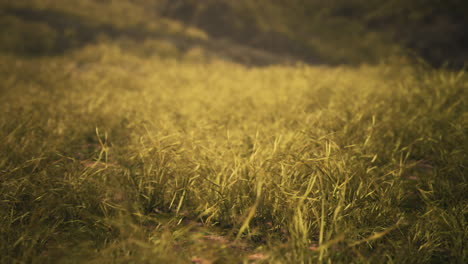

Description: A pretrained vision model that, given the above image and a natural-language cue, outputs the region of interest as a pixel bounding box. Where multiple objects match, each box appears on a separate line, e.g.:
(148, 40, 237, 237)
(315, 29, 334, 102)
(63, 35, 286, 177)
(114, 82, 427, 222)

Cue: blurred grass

(160, 0, 468, 67)
(0, 1, 467, 263)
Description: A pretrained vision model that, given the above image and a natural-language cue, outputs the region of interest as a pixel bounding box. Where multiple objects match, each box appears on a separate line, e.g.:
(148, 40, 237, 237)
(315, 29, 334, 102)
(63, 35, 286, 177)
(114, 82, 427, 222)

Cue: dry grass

(0, 1, 466, 263)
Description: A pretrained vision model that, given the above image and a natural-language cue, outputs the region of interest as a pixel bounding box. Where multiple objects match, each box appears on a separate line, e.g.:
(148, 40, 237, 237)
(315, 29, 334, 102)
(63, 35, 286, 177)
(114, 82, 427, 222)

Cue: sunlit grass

(0, 1, 466, 263)
(1, 42, 466, 263)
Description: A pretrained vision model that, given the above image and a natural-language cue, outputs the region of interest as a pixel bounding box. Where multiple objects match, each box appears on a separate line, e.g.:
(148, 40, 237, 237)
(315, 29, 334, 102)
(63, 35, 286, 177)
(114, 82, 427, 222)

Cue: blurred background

(1, 0, 467, 68)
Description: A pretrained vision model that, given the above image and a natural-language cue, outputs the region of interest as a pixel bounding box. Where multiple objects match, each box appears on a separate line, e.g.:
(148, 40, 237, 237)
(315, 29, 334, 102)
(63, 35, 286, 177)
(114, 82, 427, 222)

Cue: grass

(1, 1, 467, 263)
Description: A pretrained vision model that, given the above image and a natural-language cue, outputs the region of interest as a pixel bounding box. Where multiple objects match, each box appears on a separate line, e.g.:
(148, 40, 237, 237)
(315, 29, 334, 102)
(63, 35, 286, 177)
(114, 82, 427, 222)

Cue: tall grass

(1, 1, 467, 263)
(1, 42, 466, 263)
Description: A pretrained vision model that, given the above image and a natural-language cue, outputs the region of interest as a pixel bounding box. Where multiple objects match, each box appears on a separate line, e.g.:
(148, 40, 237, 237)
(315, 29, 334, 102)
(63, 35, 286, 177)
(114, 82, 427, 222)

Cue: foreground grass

(0, 41, 466, 263)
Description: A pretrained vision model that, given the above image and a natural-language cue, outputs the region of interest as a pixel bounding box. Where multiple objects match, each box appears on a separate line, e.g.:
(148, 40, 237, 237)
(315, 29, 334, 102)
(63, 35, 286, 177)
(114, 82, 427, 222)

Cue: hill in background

(160, 0, 468, 68)
(1, 0, 467, 67)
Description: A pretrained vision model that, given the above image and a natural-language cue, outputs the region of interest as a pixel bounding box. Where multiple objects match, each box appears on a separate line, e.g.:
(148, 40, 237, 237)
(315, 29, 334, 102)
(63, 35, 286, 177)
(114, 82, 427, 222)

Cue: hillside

(160, 0, 468, 67)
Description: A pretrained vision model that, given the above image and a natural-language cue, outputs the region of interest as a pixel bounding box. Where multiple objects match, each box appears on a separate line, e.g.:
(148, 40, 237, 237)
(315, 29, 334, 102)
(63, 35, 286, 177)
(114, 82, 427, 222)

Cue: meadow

(0, 1, 467, 263)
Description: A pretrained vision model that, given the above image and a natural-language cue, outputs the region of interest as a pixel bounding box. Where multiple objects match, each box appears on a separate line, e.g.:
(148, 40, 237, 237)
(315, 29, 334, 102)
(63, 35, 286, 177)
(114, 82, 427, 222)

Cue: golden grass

(0, 1, 466, 263)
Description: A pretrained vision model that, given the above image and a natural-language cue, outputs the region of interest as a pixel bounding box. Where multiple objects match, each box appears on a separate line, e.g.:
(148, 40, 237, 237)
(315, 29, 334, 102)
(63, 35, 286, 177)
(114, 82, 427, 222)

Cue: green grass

(1, 1, 467, 263)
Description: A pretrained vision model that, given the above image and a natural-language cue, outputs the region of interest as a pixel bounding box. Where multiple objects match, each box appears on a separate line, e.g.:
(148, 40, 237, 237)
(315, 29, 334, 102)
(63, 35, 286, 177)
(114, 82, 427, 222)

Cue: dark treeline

(1, 0, 466, 67)
(156, 0, 468, 68)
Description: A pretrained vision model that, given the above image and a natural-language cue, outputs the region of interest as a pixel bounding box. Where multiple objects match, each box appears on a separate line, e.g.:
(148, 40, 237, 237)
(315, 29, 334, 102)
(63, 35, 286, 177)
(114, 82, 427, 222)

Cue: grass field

(1, 1, 467, 263)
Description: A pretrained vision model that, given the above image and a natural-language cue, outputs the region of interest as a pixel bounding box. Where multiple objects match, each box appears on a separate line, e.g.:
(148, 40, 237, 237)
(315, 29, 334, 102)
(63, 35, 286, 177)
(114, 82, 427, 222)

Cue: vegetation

(161, 0, 468, 67)
(1, 0, 466, 263)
